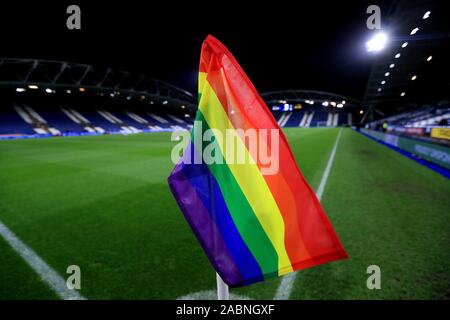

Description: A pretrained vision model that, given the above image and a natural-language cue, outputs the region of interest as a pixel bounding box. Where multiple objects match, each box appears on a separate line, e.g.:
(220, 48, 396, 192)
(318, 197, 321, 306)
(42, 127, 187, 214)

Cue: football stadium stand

(261, 90, 359, 128)
(0, 60, 361, 138)
(370, 103, 450, 129)
(0, 102, 193, 138)
(366, 101, 450, 147)
(0, 58, 197, 138)
(0, 100, 357, 138)
(368, 102, 449, 128)
(272, 109, 352, 128)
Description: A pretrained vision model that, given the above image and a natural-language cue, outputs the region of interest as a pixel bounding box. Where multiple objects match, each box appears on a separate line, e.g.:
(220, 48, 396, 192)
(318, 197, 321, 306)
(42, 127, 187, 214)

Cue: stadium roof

(0, 58, 197, 110)
(261, 90, 361, 109)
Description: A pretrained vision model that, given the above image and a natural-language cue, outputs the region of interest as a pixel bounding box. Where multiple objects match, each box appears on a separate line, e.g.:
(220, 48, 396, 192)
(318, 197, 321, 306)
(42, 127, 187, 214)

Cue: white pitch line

(274, 128, 343, 300)
(316, 128, 342, 200)
(0, 220, 85, 300)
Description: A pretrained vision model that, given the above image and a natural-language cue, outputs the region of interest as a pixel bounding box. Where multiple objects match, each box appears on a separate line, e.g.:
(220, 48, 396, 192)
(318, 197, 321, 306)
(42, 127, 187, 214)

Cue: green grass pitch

(0, 128, 449, 299)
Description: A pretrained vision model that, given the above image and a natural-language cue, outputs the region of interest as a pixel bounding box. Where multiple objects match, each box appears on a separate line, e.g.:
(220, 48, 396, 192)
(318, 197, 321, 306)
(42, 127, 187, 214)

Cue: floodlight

(410, 28, 419, 35)
(366, 32, 388, 52)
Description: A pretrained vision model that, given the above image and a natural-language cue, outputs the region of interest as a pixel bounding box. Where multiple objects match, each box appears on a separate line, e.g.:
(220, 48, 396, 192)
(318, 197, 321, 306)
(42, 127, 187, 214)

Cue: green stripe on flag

(191, 110, 279, 276)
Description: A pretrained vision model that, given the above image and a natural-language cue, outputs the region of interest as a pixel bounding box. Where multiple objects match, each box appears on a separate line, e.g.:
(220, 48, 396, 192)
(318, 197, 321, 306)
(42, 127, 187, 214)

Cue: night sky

(0, 1, 399, 99)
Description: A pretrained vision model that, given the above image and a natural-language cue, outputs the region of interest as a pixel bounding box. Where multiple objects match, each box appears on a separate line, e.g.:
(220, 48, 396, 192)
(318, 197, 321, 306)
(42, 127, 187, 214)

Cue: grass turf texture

(0, 128, 449, 299)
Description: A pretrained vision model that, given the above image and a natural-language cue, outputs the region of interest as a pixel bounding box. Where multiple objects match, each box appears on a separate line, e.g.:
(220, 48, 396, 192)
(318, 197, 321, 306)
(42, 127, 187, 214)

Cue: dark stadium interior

(1, 1, 449, 119)
(0, 0, 449, 303)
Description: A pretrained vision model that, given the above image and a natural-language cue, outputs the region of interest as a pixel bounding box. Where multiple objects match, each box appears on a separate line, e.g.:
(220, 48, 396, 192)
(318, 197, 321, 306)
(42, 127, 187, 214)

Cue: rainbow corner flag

(168, 35, 348, 287)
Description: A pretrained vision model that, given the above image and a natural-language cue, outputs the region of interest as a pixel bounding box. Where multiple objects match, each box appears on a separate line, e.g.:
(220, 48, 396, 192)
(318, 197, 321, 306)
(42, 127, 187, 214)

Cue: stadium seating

(284, 111, 304, 127)
(1, 99, 356, 137)
(0, 101, 193, 138)
(0, 105, 34, 135)
(309, 111, 328, 127)
(35, 105, 86, 134)
(366, 102, 450, 144)
(273, 108, 351, 128)
(338, 112, 350, 125)
(370, 102, 450, 128)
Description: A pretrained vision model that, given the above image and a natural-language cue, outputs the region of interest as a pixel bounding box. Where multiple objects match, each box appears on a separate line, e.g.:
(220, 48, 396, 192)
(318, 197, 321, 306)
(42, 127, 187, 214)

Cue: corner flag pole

(216, 273, 229, 300)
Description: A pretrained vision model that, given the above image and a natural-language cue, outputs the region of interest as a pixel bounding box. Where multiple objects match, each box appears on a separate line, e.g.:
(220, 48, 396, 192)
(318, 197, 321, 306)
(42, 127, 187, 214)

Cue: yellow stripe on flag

(199, 78, 293, 275)
(198, 72, 207, 95)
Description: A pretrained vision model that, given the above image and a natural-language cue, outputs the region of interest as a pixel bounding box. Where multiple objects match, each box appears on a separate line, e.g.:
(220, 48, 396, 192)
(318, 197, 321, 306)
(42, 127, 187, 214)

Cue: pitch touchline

(0, 220, 85, 300)
(273, 128, 343, 300)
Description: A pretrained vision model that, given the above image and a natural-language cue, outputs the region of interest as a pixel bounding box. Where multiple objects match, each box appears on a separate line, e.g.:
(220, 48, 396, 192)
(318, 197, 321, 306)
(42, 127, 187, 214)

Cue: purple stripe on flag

(168, 158, 244, 286)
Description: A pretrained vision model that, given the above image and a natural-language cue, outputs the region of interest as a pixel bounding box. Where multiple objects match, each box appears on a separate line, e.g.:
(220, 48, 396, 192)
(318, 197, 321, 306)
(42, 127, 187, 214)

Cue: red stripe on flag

(201, 35, 348, 268)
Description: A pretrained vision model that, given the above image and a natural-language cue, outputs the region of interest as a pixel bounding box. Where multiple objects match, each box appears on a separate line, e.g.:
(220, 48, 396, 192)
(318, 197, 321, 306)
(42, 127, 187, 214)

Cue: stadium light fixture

(411, 75, 417, 81)
(162, 100, 168, 105)
(366, 32, 388, 52)
(45, 88, 53, 93)
(381, 80, 386, 85)
(330, 101, 336, 107)
(184, 114, 190, 118)
(341, 100, 346, 105)
(385, 72, 390, 77)
(16, 87, 26, 92)
(278, 100, 287, 104)
(359, 110, 364, 114)
(180, 105, 186, 109)
(126, 96, 132, 100)
(423, 11, 431, 19)
(401, 42, 408, 48)
(395, 53, 401, 58)
(337, 103, 343, 108)
(400, 92, 406, 97)
(322, 101, 329, 107)
(426, 55, 432, 61)
(389, 63, 395, 68)
(377, 88, 382, 92)
(66, 89, 72, 94)
(28, 84, 39, 89)
(79, 87, 86, 92)
(410, 28, 419, 35)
